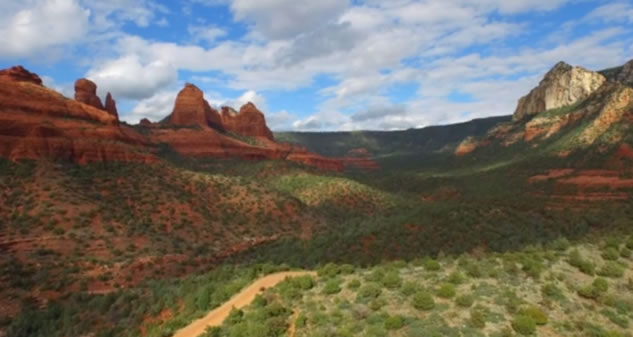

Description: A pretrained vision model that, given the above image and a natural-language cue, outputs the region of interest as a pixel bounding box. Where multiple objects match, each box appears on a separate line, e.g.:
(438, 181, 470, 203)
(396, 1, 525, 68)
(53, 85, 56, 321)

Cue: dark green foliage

(511, 315, 536, 335)
(436, 283, 456, 299)
(597, 262, 625, 278)
(456, 294, 475, 308)
(518, 306, 548, 325)
(568, 250, 596, 275)
(412, 291, 435, 311)
(385, 315, 405, 330)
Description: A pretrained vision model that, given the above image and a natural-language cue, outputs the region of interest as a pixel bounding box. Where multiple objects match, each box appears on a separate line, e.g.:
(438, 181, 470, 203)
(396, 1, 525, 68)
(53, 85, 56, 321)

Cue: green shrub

(423, 258, 441, 271)
(511, 315, 536, 335)
(519, 306, 548, 325)
(568, 250, 595, 275)
(456, 294, 475, 308)
(598, 262, 625, 278)
(578, 278, 609, 300)
(357, 283, 382, 302)
(541, 283, 564, 300)
(385, 315, 405, 330)
(446, 271, 466, 285)
(412, 291, 435, 311)
(382, 271, 402, 289)
(602, 248, 620, 261)
(470, 308, 486, 329)
(348, 279, 361, 290)
(437, 283, 456, 299)
(400, 281, 418, 296)
(323, 279, 342, 295)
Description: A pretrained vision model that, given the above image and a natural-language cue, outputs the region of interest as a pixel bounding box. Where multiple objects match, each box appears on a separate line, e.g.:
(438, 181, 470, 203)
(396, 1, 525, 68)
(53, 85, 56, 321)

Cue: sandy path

(172, 271, 315, 337)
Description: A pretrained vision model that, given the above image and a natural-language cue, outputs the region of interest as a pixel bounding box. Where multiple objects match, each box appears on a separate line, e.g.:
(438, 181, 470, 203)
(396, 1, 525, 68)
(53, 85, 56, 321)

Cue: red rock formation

(168, 83, 223, 130)
(0, 68, 156, 164)
(338, 148, 380, 170)
(220, 103, 274, 140)
(0, 66, 344, 171)
(139, 118, 153, 127)
(75, 78, 105, 111)
(104, 92, 119, 121)
(0, 66, 43, 86)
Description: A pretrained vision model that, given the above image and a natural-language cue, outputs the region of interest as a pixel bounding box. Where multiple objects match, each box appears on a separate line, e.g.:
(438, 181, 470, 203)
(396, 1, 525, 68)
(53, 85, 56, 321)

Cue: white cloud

(127, 90, 179, 124)
(0, 0, 90, 59)
(585, 2, 633, 23)
(230, 0, 350, 39)
(86, 55, 178, 100)
(188, 24, 227, 44)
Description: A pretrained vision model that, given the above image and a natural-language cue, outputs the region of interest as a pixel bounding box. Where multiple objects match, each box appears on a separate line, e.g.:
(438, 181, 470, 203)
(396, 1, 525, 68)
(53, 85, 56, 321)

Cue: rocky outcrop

(513, 62, 606, 121)
(104, 92, 119, 121)
(0, 66, 345, 171)
(455, 137, 478, 156)
(74, 78, 105, 111)
(615, 60, 633, 86)
(139, 118, 153, 127)
(580, 84, 633, 145)
(168, 83, 223, 130)
(220, 103, 274, 140)
(0, 68, 156, 164)
(0, 66, 43, 86)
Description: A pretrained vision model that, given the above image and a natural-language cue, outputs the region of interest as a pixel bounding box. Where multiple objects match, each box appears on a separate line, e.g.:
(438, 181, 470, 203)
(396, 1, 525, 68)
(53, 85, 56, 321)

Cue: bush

(348, 279, 361, 290)
(512, 315, 536, 335)
(602, 248, 620, 261)
(598, 262, 625, 278)
(323, 279, 342, 295)
(568, 250, 595, 275)
(385, 315, 405, 330)
(541, 283, 564, 300)
(470, 308, 486, 329)
(423, 258, 441, 271)
(357, 283, 382, 301)
(412, 291, 435, 311)
(578, 278, 609, 300)
(456, 294, 475, 308)
(382, 271, 402, 289)
(519, 306, 548, 325)
(446, 271, 466, 285)
(437, 283, 456, 299)
(400, 281, 418, 296)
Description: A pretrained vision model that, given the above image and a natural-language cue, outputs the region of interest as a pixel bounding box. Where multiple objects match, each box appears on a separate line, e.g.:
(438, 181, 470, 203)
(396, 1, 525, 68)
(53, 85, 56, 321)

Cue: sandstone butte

(0, 66, 349, 171)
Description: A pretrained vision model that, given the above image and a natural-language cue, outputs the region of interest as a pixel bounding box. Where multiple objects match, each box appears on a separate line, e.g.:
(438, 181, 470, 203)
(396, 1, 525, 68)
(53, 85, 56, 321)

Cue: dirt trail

(172, 271, 315, 337)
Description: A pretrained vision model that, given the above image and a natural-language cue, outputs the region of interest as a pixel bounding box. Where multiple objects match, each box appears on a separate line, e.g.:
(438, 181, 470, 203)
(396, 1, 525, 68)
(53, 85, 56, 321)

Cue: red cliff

(220, 103, 274, 140)
(168, 83, 223, 130)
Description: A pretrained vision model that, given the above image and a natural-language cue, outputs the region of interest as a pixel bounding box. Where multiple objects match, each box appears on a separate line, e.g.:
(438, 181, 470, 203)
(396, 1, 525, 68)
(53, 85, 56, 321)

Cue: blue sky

(0, 0, 632, 131)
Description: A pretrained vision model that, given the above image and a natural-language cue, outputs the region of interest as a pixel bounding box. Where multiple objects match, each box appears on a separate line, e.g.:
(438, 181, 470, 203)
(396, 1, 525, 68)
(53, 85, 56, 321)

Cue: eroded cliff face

(513, 62, 606, 121)
(74, 78, 105, 111)
(220, 104, 274, 140)
(0, 66, 345, 171)
(168, 83, 224, 130)
(0, 73, 156, 164)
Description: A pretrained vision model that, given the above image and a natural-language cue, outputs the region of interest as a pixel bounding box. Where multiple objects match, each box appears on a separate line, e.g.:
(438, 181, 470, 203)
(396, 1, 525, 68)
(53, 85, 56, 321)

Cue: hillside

(2, 59, 633, 337)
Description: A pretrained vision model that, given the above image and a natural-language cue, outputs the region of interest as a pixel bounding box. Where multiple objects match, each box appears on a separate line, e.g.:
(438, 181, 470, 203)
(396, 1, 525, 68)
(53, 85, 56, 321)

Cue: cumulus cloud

(0, 0, 90, 59)
(128, 90, 179, 124)
(86, 55, 178, 100)
(230, 0, 350, 39)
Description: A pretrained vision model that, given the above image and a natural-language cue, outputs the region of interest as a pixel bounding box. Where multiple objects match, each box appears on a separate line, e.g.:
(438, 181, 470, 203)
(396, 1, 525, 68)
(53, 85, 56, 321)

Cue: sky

(0, 0, 632, 131)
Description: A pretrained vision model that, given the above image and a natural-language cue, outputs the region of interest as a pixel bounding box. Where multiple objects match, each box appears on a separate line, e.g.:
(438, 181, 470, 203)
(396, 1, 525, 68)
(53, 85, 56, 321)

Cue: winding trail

(172, 271, 316, 337)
